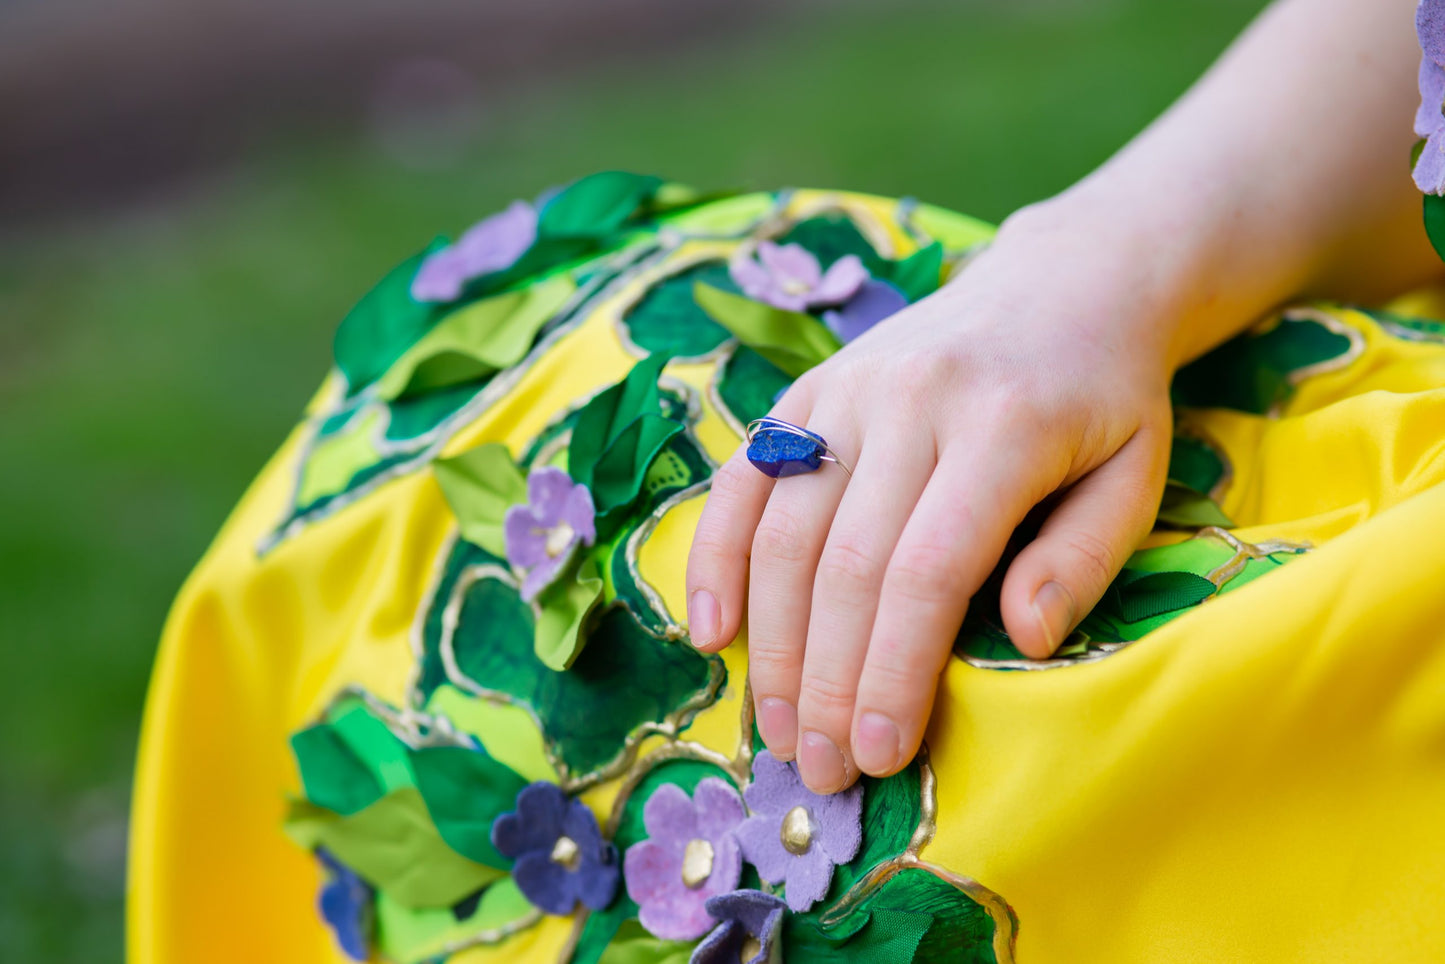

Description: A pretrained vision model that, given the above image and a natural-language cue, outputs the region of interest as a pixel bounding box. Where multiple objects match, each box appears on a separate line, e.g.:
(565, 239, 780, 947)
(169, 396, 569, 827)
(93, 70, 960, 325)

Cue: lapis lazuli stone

(747, 428, 826, 478)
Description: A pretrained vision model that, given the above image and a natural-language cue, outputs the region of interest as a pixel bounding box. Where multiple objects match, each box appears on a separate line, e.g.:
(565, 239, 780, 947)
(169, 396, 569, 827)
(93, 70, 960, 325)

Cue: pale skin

(685, 0, 1445, 795)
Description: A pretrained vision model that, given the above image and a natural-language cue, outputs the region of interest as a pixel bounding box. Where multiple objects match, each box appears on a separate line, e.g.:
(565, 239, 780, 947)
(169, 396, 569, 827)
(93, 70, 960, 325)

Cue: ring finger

(747, 411, 859, 762)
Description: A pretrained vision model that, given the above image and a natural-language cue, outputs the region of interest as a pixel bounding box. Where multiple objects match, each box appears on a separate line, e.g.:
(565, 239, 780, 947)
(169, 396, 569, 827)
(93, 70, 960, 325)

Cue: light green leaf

(434, 442, 528, 557)
(284, 788, 503, 909)
(693, 283, 841, 377)
(375, 275, 575, 400)
(1157, 481, 1233, 528)
(534, 556, 605, 671)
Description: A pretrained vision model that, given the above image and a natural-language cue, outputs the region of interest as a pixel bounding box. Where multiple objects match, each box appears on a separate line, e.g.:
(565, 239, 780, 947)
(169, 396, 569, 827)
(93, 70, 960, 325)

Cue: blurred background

(0, 0, 1268, 957)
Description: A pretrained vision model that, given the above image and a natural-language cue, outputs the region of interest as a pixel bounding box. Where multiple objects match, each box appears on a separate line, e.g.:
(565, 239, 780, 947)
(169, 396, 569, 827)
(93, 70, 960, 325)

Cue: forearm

(1000, 0, 1441, 367)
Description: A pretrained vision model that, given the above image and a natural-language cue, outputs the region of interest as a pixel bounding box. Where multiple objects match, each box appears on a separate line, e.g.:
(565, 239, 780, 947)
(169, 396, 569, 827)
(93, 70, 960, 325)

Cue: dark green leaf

(409, 745, 528, 869)
(1426, 192, 1445, 262)
(333, 240, 445, 390)
(887, 242, 944, 302)
(621, 261, 735, 357)
(539, 172, 663, 240)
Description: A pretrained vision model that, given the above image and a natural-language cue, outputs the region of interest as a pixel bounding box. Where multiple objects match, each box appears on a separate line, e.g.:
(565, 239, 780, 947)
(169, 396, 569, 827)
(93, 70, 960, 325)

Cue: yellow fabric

(130, 191, 1445, 962)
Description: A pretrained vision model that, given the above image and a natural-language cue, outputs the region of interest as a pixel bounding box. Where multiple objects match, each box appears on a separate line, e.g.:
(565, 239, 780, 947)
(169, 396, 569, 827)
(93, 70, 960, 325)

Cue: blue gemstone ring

(745, 417, 854, 479)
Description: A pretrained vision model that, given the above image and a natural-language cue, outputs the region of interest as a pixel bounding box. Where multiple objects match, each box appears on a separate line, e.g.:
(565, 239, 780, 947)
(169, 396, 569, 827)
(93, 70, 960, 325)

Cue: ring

(745, 417, 854, 478)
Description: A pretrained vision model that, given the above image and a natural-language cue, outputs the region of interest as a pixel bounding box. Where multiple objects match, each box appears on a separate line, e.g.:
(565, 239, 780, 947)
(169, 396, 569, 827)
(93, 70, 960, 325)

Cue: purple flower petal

(411, 201, 538, 303)
(822, 279, 909, 343)
(692, 778, 746, 842)
(729, 254, 774, 301)
(1420, 0, 1445, 66)
(574, 850, 620, 911)
(1418, 57, 1445, 138)
(1417, 129, 1445, 194)
(624, 838, 680, 904)
(562, 797, 607, 856)
(642, 783, 701, 847)
(513, 851, 578, 915)
(704, 834, 743, 897)
(563, 484, 597, 546)
(491, 783, 567, 858)
(527, 467, 577, 526)
(741, 750, 800, 818)
(808, 254, 869, 307)
(520, 555, 566, 602)
(780, 844, 833, 911)
(811, 783, 864, 864)
(409, 249, 469, 303)
(504, 505, 550, 570)
(704, 889, 787, 944)
(758, 241, 822, 289)
(733, 812, 794, 885)
(316, 849, 371, 961)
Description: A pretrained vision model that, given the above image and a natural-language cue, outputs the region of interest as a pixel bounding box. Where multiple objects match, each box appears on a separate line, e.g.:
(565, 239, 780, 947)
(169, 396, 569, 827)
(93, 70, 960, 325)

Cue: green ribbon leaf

(409, 745, 529, 868)
(375, 275, 576, 400)
(333, 240, 446, 391)
(1426, 192, 1445, 262)
(693, 283, 841, 378)
(289, 699, 416, 816)
(284, 788, 504, 909)
(887, 241, 945, 303)
(539, 171, 664, 240)
(567, 353, 684, 535)
(1104, 569, 1216, 624)
(434, 442, 528, 558)
(534, 556, 605, 671)
(785, 866, 999, 963)
(1157, 481, 1233, 529)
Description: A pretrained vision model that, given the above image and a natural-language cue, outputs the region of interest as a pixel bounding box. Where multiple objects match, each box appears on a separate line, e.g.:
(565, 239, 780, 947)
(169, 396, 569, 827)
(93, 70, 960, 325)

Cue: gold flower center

(740, 935, 763, 961)
(780, 277, 811, 297)
(544, 521, 576, 558)
(550, 834, 581, 871)
(780, 805, 813, 855)
(680, 838, 715, 889)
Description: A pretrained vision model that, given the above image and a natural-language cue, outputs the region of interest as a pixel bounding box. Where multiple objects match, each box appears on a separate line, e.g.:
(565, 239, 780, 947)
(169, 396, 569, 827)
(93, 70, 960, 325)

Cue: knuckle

(885, 543, 965, 604)
(797, 671, 857, 718)
(752, 510, 813, 566)
(1058, 527, 1117, 589)
(710, 456, 758, 504)
(746, 645, 800, 681)
(816, 538, 883, 596)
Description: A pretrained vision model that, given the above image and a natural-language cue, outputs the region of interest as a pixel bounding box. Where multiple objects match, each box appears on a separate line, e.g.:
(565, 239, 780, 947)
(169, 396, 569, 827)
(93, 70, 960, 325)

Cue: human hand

(685, 205, 1179, 793)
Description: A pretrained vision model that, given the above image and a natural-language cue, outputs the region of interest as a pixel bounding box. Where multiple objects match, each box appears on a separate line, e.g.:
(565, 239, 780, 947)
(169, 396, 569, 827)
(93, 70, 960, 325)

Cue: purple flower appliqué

(1417, 0, 1445, 193)
(730, 241, 868, 313)
(822, 279, 909, 344)
(411, 200, 539, 302)
(504, 467, 596, 601)
(691, 889, 787, 964)
(316, 848, 372, 961)
(491, 782, 619, 916)
(733, 750, 862, 912)
(623, 778, 746, 940)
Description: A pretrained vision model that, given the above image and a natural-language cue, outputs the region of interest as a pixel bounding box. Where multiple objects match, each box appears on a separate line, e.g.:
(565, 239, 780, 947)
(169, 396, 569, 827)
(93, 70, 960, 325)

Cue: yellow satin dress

(128, 181, 1445, 963)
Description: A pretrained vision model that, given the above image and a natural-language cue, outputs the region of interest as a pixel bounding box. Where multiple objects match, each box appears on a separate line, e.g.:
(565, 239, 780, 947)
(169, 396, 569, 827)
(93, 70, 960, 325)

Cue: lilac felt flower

(491, 782, 619, 916)
(623, 778, 746, 940)
(822, 279, 909, 344)
(411, 200, 538, 302)
(316, 848, 372, 961)
(730, 241, 868, 313)
(691, 890, 787, 964)
(1417, 1, 1445, 193)
(733, 750, 862, 912)
(504, 467, 596, 601)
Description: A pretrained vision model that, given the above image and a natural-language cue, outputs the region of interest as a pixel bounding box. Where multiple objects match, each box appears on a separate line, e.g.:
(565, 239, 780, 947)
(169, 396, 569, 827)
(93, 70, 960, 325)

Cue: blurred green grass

(0, 0, 1266, 957)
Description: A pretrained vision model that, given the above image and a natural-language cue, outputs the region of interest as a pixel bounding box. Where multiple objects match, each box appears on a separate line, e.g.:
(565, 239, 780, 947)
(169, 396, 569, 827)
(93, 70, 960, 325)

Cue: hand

(685, 204, 1178, 793)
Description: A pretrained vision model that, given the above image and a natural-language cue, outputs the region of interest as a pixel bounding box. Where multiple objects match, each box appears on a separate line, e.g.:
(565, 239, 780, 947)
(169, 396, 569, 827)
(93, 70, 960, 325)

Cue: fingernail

(798, 730, 848, 794)
(758, 698, 798, 759)
(688, 590, 719, 648)
(1032, 580, 1076, 655)
(854, 712, 901, 775)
